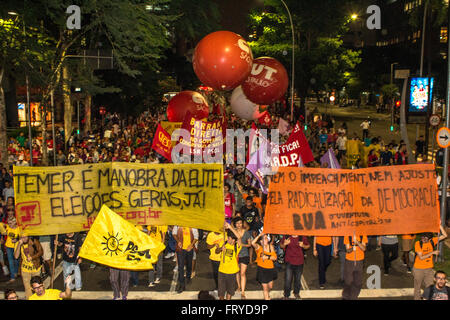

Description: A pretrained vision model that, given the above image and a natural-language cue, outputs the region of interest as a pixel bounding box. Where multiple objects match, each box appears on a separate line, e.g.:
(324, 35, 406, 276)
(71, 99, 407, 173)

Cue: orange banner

(263, 164, 440, 236)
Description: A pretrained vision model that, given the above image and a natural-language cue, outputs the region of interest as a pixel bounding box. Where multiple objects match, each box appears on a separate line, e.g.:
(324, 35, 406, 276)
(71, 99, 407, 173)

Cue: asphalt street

(0, 236, 416, 299)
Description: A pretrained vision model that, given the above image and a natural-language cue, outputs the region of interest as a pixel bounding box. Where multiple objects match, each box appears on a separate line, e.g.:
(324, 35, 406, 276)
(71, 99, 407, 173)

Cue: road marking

(170, 265, 178, 292)
(3, 288, 415, 300)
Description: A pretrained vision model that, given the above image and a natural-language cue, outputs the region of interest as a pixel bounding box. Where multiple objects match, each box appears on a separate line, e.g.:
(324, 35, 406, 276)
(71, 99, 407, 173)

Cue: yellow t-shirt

(1, 224, 20, 248)
(182, 228, 192, 250)
(218, 242, 241, 274)
(206, 232, 224, 262)
(148, 226, 168, 243)
(20, 243, 42, 273)
(29, 289, 62, 300)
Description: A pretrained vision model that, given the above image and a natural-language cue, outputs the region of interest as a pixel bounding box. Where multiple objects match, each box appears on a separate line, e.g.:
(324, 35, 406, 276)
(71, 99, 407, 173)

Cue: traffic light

(77, 129, 80, 135)
(395, 100, 401, 108)
(390, 125, 394, 132)
(304, 124, 308, 131)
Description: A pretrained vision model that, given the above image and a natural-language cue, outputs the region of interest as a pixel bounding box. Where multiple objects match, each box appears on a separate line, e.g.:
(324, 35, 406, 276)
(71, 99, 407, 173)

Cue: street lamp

(390, 62, 399, 85)
(9, 11, 33, 166)
(351, 13, 358, 20)
(279, 0, 295, 122)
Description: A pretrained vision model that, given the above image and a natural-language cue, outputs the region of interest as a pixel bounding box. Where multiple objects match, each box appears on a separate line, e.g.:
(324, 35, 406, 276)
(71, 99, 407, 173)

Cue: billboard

(408, 77, 433, 113)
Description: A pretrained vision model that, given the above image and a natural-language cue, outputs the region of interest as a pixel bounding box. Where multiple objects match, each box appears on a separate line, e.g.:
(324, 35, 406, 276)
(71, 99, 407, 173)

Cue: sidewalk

(1, 288, 415, 300)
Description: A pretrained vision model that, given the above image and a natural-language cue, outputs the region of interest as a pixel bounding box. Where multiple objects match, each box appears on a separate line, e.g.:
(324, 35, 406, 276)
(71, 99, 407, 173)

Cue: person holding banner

(313, 236, 333, 289)
(0, 216, 20, 283)
(412, 227, 447, 300)
(14, 232, 44, 299)
(147, 225, 167, 287)
(378, 235, 399, 276)
(206, 229, 225, 292)
(110, 268, 130, 300)
(172, 226, 198, 294)
(280, 234, 310, 299)
(342, 234, 368, 300)
(401, 234, 416, 273)
(216, 222, 242, 300)
(55, 233, 83, 291)
(252, 233, 278, 300)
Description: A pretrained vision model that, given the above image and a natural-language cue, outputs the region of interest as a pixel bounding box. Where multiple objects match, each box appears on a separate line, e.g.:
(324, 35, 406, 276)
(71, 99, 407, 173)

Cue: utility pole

(438, 3, 450, 262)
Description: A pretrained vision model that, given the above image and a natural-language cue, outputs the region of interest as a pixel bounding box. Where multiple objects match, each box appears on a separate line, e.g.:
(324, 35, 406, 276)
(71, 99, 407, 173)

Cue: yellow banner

(13, 163, 225, 235)
(78, 205, 166, 270)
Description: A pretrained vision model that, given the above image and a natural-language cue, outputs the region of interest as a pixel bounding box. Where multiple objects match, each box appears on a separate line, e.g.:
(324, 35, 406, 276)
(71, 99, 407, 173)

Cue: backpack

(412, 239, 435, 264)
(426, 285, 450, 300)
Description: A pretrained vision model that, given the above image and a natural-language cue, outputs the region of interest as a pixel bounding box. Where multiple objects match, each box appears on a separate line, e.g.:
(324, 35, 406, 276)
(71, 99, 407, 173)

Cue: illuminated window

(440, 27, 448, 43)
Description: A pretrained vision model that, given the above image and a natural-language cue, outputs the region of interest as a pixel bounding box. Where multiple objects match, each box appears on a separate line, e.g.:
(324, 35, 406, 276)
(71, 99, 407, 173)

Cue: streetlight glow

(7, 11, 18, 16)
(351, 14, 358, 20)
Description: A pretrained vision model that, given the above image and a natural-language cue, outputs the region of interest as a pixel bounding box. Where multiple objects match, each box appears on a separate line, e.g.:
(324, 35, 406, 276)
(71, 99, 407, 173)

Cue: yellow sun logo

(101, 232, 123, 256)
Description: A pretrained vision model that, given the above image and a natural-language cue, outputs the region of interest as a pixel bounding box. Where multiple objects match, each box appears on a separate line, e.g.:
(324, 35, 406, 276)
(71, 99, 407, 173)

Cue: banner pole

(51, 234, 58, 289)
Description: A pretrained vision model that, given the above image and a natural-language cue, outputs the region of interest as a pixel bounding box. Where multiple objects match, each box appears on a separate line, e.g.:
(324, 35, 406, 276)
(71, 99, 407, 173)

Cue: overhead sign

(408, 77, 434, 114)
(437, 127, 450, 149)
(394, 69, 410, 79)
(429, 114, 441, 127)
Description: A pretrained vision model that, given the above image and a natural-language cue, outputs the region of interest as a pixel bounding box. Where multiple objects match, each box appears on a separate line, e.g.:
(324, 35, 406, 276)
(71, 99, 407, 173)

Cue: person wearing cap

(14, 232, 43, 299)
(412, 226, 447, 300)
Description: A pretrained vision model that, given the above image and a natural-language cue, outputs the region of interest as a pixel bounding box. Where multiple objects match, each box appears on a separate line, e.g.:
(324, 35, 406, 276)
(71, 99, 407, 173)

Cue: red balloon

(193, 31, 253, 91)
(242, 57, 289, 105)
(166, 91, 209, 122)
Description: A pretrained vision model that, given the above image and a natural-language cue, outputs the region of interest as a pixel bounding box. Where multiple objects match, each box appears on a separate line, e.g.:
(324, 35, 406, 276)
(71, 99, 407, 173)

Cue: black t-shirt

(416, 140, 425, 152)
(240, 205, 261, 231)
(380, 151, 393, 165)
(422, 285, 449, 300)
(59, 233, 83, 263)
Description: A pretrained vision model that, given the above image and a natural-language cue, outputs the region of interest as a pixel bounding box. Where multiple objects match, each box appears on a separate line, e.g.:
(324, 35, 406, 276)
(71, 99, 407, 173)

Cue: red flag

(258, 111, 273, 127)
(151, 123, 173, 162)
(280, 122, 314, 164)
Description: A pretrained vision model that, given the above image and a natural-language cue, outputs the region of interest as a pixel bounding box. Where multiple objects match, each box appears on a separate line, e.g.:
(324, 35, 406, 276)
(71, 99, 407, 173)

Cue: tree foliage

(247, 0, 361, 110)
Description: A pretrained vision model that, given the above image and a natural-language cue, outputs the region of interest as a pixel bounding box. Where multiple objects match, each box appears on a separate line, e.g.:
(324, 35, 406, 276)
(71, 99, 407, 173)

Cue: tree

(247, 0, 361, 120)
(1, 0, 174, 164)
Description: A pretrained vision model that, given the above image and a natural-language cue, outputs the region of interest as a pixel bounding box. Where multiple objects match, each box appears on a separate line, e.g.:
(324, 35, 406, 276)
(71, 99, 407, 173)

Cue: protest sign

(13, 163, 225, 235)
(248, 122, 314, 167)
(263, 164, 440, 236)
(79, 205, 166, 270)
(151, 124, 173, 161)
(160, 121, 182, 146)
(177, 114, 226, 156)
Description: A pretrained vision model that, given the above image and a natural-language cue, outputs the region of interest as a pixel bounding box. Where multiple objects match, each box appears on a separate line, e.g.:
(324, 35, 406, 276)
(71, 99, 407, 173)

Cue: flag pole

(51, 235, 58, 288)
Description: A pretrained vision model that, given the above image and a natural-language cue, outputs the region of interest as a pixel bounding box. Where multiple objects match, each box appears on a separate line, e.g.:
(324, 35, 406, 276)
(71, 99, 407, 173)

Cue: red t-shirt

(281, 235, 309, 265)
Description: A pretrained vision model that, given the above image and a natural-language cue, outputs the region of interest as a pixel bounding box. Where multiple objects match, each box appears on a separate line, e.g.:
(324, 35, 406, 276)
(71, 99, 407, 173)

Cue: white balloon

(230, 86, 263, 120)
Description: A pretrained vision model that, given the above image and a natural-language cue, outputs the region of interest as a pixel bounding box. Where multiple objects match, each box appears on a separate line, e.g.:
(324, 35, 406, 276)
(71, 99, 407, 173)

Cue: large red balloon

(242, 57, 289, 105)
(193, 31, 253, 91)
(166, 91, 209, 122)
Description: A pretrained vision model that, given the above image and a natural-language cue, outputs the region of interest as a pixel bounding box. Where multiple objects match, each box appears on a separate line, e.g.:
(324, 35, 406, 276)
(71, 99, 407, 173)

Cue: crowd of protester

(0, 102, 448, 300)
